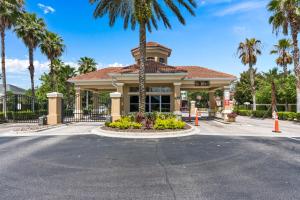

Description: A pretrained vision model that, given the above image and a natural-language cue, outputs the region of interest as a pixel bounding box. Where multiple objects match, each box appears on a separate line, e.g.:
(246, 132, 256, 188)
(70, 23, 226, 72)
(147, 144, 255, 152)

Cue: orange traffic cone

(195, 110, 199, 126)
(273, 118, 281, 133)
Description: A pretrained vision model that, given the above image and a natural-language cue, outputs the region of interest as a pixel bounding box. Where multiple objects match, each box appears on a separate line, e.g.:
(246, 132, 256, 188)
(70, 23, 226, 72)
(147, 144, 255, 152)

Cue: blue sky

(6, 0, 287, 89)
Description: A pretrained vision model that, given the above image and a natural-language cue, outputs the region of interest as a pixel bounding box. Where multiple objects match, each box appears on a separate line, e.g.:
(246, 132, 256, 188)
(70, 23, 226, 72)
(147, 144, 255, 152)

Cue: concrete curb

(91, 125, 197, 139)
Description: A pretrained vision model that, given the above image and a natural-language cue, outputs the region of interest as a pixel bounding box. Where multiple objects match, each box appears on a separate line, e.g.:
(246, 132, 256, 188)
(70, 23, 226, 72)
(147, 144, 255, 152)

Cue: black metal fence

(0, 94, 48, 123)
(63, 92, 111, 123)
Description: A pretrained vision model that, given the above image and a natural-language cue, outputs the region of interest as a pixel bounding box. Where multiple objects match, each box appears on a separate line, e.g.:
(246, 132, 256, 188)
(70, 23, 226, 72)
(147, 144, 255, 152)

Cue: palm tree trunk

(49, 59, 55, 91)
(1, 30, 7, 119)
(291, 21, 300, 113)
(249, 65, 256, 111)
(271, 80, 277, 113)
(138, 22, 146, 114)
(28, 47, 35, 112)
(284, 64, 288, 111)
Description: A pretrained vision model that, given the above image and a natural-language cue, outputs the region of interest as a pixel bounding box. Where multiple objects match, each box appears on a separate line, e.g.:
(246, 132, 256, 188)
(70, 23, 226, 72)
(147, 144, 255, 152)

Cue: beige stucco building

(69, 42, 236, 120)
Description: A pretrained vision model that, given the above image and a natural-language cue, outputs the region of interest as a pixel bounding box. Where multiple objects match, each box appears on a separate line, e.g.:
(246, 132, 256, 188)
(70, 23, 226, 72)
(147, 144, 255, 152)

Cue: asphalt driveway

(0, 135, 299, 200)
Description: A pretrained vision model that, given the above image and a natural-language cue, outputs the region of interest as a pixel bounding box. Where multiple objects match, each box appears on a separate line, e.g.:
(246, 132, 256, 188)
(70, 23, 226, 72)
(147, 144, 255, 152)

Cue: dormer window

(159, 58, 165, 64)
(147, 57, 155, 61)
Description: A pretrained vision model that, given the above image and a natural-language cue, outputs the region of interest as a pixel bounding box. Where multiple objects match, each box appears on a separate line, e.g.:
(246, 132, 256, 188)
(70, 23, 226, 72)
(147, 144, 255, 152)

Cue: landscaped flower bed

(104, 112, 190, 132)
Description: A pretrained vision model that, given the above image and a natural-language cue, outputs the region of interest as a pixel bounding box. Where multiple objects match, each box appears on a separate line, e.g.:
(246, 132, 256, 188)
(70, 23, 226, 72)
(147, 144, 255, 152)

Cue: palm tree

(268, 0, 300, 112)
(263, 68, 280, 113)
(77, 57, 97, 110)
(0, 0, 24, 118)
(90, 0, 197, 114)
(237, 38, 262, 111)
(271, 39, 293, 110)
(40, 31, 65, 91)
(15, 13, 45, 98)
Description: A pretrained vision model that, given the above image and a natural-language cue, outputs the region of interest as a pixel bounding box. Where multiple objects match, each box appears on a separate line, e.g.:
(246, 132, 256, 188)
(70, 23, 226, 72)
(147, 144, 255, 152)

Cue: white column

(110, 92, 122, 122)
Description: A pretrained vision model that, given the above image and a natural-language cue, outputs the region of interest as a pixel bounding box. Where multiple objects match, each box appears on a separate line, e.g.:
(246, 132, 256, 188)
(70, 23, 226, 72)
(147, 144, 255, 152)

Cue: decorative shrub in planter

(105, 112, 187, 132)
(227, 112, 237, 122)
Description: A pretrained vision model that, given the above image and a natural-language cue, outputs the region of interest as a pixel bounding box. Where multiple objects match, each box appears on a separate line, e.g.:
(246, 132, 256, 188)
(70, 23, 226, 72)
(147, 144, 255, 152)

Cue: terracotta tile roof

(176, 66, 236, 79)
(69, 63, 236, 81)
(69, 67, 122, 81)
(131, 42, 171, 52)
(119, 61, 187, 74)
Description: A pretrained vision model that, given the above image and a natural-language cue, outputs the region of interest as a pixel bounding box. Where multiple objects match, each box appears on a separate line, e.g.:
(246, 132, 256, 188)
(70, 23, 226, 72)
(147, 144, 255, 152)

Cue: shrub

(237, 110, 252, 116)
(131, 122, 143, 129)
(296, 113, 300, 121)
(106, 117, 142, 129)
(227, 112, 237, 118)
(252, 110, 271, 118)
(277, 112, 297, 121)
(154, 118, 186, 130)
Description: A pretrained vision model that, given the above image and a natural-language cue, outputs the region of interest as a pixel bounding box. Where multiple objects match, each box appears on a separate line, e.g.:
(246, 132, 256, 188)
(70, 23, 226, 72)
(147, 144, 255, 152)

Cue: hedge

(236, 110, 300, 122)
(0, 110, 47, 121)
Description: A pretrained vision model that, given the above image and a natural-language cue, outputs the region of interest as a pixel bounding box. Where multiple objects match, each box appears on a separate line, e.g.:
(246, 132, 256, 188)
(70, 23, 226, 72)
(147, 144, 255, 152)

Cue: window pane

(130, 104, 139, 112)
(161, 95, 170, 103)
(151, 104, 160, 112)
(151, 96, 160, 104)
(130, 96, 139, 103)
(161, 104, 171, 112)
(161, 87, 171, 93)
(146, 103, 150, 112)
(150, 87, 161, 92)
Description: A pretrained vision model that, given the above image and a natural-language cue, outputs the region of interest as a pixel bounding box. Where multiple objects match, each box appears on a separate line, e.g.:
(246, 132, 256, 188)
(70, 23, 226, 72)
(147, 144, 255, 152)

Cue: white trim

(184, 78, 236, 81)
(47, 92, 63, 98)
(110, 92, 122, 98)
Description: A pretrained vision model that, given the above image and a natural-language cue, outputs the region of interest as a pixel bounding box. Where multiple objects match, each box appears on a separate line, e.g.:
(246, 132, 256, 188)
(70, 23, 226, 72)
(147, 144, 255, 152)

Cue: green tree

(268, 0, 300, 112)
(15, 13, 45, 98)
(40, 31, 65, 91)
(234, 70, 254, 105)
(36, 60, 76, 105)
(90, 0, 197, 114)
(77, 57, 97, 110)
(237, 38, 262, 111)
(0, 0, 24, 118)
(270, 39, 293, 110)
(263, 68, 280, 113)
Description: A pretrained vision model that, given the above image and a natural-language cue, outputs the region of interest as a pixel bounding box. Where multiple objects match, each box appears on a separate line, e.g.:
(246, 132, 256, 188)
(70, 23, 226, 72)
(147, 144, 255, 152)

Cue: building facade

(69, 42, 236, 119)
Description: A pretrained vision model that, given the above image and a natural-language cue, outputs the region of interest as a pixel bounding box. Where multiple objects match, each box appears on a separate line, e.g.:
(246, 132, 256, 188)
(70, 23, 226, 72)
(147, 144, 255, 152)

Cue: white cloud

(107, 62, 125, 68)
(5, 58, 49, 73)
(233, 26, 248, 36)
(37, 3, 55, 14)
(215, 1, 267, 16)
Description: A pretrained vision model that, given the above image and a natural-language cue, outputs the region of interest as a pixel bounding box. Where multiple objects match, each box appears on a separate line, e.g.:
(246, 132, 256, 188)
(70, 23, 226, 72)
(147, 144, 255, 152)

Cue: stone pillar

(75, 87, 82, 119)
(116, 83, 124, 115)
(174, 82, 182, 116)
(190, 101, 196, 117)
(222, 86, 232, 121)
(110, 92, 122, 122)
(92, 91, 99, 113)
(47, 92, 63, 125)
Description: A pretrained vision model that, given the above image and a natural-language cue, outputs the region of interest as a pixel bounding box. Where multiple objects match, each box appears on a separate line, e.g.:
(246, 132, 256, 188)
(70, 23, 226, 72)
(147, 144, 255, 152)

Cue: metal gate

(0, 94, 48, 123)
(63, 92, 111, 122)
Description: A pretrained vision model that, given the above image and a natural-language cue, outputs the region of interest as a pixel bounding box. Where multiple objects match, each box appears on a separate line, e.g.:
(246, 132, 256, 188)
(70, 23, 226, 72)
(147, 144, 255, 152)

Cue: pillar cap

(47, 92, 63, 98)
(110, 92, 122, 98)
(173, 82, 182, 86)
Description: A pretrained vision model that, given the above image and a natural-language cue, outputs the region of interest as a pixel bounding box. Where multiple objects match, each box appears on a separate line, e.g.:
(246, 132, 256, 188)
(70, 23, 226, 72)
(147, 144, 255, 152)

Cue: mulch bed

(101, 124, 192, 133)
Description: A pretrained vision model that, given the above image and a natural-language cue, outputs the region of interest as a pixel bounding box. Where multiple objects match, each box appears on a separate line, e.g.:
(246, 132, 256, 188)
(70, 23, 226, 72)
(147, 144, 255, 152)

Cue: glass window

(161, 96, 170, 103)
(161, 104, 171, 112)
(151, 96, 160, 104)
(130, 96, 139, 112)
(161, 87, 172, 93)
(130, 94, 171, 113)
(159, 58, 165, 63)
(150, 87, 161, 93)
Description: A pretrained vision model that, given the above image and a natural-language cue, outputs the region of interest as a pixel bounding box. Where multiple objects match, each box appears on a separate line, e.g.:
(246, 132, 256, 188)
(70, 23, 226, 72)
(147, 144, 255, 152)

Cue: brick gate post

(47, 92, 63, 125)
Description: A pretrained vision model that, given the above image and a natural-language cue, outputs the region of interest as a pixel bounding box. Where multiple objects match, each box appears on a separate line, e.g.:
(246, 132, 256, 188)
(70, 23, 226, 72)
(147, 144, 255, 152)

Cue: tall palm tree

(40, 31, 65, 91)
(15, 12, 45, 98)
(237, 38, 262, 111)
(271, 39, 293, 110)
(0, 0, 24, 118)
(77, 57, 97, 110)
(263, 68, 280, 113)
(90, 0, 197, 114)
(268, 0, 300, 112)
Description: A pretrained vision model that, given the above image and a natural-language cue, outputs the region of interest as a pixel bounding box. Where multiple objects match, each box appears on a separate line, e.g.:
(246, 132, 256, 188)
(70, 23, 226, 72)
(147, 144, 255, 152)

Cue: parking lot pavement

(194, 116, 300, 137)
(0, 135, 299, 200)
